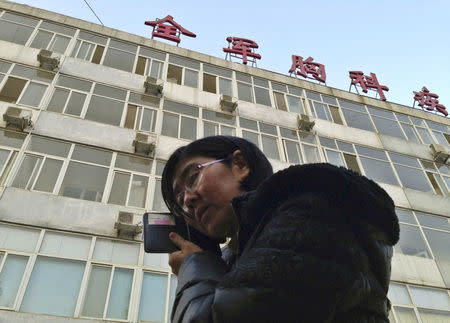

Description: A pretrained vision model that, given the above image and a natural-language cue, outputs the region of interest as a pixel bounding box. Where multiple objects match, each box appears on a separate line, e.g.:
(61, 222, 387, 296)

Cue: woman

(162, 136, 399, 323)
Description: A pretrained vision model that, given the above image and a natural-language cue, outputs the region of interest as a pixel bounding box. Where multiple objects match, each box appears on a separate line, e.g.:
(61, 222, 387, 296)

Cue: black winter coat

(171, 163, 400, 323)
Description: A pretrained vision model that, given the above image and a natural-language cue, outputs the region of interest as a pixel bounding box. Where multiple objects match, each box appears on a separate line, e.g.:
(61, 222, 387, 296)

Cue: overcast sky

(15, 0, 450, 119)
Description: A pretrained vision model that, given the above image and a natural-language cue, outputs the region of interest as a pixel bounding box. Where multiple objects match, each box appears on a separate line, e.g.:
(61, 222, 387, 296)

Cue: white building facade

(0, 1, 449, 322)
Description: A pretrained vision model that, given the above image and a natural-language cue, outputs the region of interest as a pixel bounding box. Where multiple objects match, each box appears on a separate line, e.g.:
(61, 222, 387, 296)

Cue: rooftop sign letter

(144, 15, 196, 45)
(289, 55, 326, 83)
(413, 87, 448, 117)
(223, 37, 261, 66)
(349, 71, 389, 101)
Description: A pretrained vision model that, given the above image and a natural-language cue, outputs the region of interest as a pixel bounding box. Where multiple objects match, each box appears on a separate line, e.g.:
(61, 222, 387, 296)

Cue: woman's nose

(183, 189, 198, 212)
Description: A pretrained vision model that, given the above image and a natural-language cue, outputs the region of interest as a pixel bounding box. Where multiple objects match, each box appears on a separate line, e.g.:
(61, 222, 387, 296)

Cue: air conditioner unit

(297, 114, 315, 132)
(37, 49, 60, 71)
(144, 76, 163, 97)
(430, 143, 450, 164)
(220, 94, 238, 112)
(114, 211, 142, 238)
(133, 132, 157, 156)
(3, 107, 32, 130)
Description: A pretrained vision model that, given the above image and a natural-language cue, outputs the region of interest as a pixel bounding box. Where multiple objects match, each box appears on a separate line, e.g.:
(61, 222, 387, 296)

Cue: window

(0, 253, 29, 308)
(306, 91, 343, 124)
(135, 47, 166, 79)
(138, 272, 168, 322)
(167, 55, 200, 88)
(108, 153, 152, 208)
(319, 137, 363, 174)
(47, 75, 92, 116)
(71, 31, 107, 64)
(367, 107, 406, 139)
(0, 64, 54, 107)
(161, 100, 198, 140)
(202, 109, 236, 137)
(389, 152, 434, 193)
(0, 11, 39, 45)
(339, 99, 375, 132)
(29, 21, 75, 54)
(202, 64, 233, 96)
(236, 73, 272, 106)
(0, 129, 25, 185)
(124, 92, 159, 132)
(60, 145, 112, 202)
(280, 127, 303, 164)
(21, 256, 85, 316)
(395, 223, 432, 258)
(81, 265, 134, 320)
(271, 82, 305, 114)
(355, 145, 399, 185)
(85, 84, 126, 126)
(240, 118, 280, 159)
(103, 39, 137, 72)
(426, 120, 450, 149)
(422, 229, 450, 287)
(153, 160, 168, 212)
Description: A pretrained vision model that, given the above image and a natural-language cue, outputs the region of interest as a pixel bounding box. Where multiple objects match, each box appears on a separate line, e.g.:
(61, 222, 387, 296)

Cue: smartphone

(143, 212, 179, 253)
(143, 212, 223, 255)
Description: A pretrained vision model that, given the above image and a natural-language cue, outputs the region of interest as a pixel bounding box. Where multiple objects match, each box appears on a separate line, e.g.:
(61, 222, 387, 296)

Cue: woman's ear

(231, 150, 250, 181)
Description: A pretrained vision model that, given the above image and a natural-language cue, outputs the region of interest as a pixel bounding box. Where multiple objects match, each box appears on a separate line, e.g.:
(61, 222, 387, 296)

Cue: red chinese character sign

(348, 71, 389, 101)
(413, 87, 448, 117)
(289, 55, 326, 83)
(223, 37, 261, 66)
(144, 15, 196, 45)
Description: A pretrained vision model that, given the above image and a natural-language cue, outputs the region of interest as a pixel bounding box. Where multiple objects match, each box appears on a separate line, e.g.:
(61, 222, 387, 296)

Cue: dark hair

(161, 136, 273, 217)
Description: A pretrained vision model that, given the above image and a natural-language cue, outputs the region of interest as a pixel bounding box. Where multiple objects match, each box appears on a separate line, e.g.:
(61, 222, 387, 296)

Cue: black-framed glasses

(175, 158, 225, 217)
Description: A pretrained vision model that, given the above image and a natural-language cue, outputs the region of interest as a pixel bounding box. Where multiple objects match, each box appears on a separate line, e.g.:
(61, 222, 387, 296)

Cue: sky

(15, 0, 450, 118)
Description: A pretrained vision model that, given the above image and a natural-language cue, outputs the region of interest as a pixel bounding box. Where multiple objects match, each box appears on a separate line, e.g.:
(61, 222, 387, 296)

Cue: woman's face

(172, 151, 249, 239)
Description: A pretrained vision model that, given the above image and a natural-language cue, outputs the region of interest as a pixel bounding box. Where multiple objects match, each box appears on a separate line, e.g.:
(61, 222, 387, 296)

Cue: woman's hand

(168, 232, 203, 275)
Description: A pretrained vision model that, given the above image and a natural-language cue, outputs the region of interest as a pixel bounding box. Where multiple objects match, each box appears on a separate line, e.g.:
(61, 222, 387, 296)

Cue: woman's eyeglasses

(175, 158, 225, 217)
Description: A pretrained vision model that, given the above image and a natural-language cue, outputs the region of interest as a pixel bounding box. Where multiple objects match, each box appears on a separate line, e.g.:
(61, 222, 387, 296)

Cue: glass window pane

(140, 108, 156, 132)
(394, 165, 432, 192)
(239, 117, 258, 130)
(106, 268, 133, 320)
(115, 154, 152, 173)
(11, 154, 42, 189)
(40, 231, 91, 259)
(93, 238, 140, 265)
(81, 265, 111, 318)
(72, 145, 112, 166)
(306, 91, 322, 101)
(48, 34, 70, 54)
(0, 224, 40, 252)
(313, 102, 332, 121)
(163, 100, 198, 117)
(396, 209, 417, 224)
(259, 123, 277, 135)
(94, 84, 127, 101)
(39, 21, 76, 36)
(329, 106, 343, 125)
(284, 140, 302, 164)
(287, 95, 304, 114)
(394, 306, 419, 323)
(0, 76, 27, 103)
(103, 48, 135, 72)
(423, 229, 450, 288)
(326, 150, 345, 167)
(401, 124, 420, 143)
(85, 95, 124, 126)
(418, 309, 450, 323)
(28, 136, 71, 157)
(388, 283, 412, 304)
(60, 162, 108, 202)
(0, 148, 10, 172)
(153, 178, 169, 212)
(161, 113, 179, 138)
(237, 82, 253, 102)
(11, 65, 54, 83)
(416, 127, 434, 144)
(302, 144, 321, 163)
(219, 77, 232, 96)
(261, 136, 279, 159)
(359, 157, 399, 185)
(0, 20, 34, 45)
(274, 92, 287, 111)
(184, 69, 198, 88)
(339, 99, 366, 112)
(139, 272, 167, 322)
(254, 87, 271, 106)
(203, 110, 235, 125)
(108, 172, 130, 206)
(180, 117, 197, 140)
(57, 75, 92, 92)
(33, 158, 63, 192)
(409, 285, 450, 310)
(341, 109, 375, 132)
(20, 257, 85, 316)
(337, 141, 355, 153)
(167, 64, 182, 85)
(0, 254, 28, 307)
(129, 175, 148, 208)
(149, 60, 163, 79)
(415, 212, 450, 230)
(355, 145, 387, 160)
(221, 125, 235, 136)
(29, 30, 52, 49)
(168, 275, 177, 315)
(65, 92, 86, 116)
(202, 73, 216, 93)
(343, 153, 361, 174)
(47, 88, 69, 113)
(168, 55, 199, 70)
(389, 152, 420, 168)
(204, 122, 218, 137)
(242, 130, 259, 146)
(395, 224, 432, 258)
